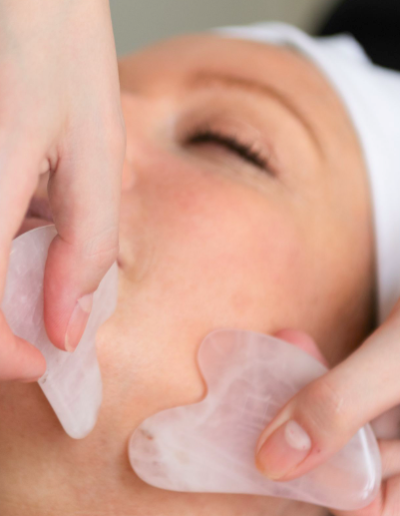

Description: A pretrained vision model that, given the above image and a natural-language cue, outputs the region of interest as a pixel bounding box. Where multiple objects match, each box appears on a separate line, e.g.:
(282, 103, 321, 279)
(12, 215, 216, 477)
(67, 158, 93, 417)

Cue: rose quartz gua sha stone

(2, 225, 118, 439)
(129, 329, 382, 511)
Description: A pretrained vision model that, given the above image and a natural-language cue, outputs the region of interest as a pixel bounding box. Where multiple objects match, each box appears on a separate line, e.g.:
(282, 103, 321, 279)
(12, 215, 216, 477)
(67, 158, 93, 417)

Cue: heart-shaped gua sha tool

(2, 225, 118, 439)
(129, 329, 381, 511)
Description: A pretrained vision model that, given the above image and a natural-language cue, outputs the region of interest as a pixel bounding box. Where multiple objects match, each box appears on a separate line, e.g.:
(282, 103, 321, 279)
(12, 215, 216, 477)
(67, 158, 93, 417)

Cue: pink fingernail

(256, 420, 312, 480)
(64, 293, 93, 353)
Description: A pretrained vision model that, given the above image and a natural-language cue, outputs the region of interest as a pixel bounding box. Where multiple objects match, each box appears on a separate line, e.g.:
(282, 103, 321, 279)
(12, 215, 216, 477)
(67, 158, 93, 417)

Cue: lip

(274, 329, 329, 367)
(15, 197, 54, 238)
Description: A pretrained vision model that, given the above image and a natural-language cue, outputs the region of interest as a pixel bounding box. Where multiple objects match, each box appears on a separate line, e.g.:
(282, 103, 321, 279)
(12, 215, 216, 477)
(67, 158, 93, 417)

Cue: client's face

(0, 35, 375, 516)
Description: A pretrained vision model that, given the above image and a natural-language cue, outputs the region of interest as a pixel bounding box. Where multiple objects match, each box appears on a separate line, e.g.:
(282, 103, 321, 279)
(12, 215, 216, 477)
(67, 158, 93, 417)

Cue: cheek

(101, 179, 312, 430)
(100, 158, 340, 430)
(144, 170, 312, 332)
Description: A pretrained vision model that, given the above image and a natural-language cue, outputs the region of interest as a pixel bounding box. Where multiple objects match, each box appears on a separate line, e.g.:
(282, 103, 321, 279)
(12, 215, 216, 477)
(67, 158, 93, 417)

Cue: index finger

(255, 303, 400, 482)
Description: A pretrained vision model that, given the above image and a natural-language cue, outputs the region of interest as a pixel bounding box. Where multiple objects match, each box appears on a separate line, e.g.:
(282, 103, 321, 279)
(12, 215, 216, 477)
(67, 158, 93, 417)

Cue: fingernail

(65, 293, 94, 352)
(256, 420, 312, 480)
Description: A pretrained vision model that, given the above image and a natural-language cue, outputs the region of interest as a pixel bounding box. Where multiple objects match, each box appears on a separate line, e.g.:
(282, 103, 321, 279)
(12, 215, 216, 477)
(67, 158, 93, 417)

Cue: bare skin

(0, 34, 375, 516)
(0, 0, 125, 380)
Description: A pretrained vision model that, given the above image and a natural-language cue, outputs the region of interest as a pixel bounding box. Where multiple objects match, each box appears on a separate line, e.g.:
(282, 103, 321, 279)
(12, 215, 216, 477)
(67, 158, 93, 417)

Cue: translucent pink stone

(2, 226, 118, 439)
(129, 329, 381, 511)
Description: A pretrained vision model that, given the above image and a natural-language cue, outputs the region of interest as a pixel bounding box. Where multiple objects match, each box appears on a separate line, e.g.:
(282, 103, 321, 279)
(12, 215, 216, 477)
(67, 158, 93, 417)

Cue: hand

(0, 0, 125, 381)
(255, 301, 400, 515)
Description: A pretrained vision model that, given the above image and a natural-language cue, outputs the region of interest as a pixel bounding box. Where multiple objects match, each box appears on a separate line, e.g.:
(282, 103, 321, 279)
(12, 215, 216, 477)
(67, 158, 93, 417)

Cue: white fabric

(216, 22, 400, 323)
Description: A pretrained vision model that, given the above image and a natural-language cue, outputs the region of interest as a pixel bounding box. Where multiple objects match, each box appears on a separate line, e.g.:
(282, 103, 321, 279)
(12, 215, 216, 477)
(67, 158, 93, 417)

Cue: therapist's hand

(0, 0, 125, 381)
(255, 302, 400, 516)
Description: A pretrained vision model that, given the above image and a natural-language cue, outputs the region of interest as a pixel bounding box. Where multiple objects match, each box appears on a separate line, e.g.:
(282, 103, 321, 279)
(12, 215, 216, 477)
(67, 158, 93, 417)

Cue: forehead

(118, 34, 355, 152)
(119, 34, 324, 90)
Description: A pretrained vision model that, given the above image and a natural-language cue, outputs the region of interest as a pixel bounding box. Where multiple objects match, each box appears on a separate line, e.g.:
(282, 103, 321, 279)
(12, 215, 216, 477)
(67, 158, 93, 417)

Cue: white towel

(216, 22, 400, 324)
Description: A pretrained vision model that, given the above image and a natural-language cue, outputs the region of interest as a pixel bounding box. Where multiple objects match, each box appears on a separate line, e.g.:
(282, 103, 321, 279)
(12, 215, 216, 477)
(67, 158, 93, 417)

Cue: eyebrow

(185, 71, 322, 155)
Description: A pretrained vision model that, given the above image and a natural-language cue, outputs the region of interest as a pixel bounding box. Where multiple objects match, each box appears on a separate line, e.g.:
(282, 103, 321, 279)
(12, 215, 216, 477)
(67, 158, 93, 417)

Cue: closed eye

(187, 129, 268, 171)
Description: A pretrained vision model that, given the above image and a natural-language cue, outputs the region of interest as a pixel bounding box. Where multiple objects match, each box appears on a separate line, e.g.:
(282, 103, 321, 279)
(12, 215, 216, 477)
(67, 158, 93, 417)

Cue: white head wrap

(216, 22, 400, 323)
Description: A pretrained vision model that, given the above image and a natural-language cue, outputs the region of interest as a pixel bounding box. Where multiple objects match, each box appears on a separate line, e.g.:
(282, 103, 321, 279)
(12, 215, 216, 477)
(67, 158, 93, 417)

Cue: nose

(120, 90, 145, 192)
(119, 88, 176, 194)
(122, 150, 136, 191)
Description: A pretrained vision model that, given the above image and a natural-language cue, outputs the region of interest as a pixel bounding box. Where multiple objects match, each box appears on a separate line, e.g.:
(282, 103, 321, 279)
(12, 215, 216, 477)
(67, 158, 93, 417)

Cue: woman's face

(0, 34, 375, 516)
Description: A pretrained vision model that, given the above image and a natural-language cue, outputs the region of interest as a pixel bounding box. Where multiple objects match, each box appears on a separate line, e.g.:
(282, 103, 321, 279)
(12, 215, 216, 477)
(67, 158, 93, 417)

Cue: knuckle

(299, 377, 350, 438)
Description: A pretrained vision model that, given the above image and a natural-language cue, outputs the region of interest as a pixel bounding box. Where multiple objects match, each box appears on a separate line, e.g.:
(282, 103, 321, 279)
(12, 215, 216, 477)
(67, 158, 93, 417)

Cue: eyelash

(186, 129, 268, 171)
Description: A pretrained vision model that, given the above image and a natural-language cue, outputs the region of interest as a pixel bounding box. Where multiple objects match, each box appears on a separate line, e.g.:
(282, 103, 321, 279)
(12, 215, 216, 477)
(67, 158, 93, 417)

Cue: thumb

(255, 305, 400, 482)
(43, 121, 125, 352)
